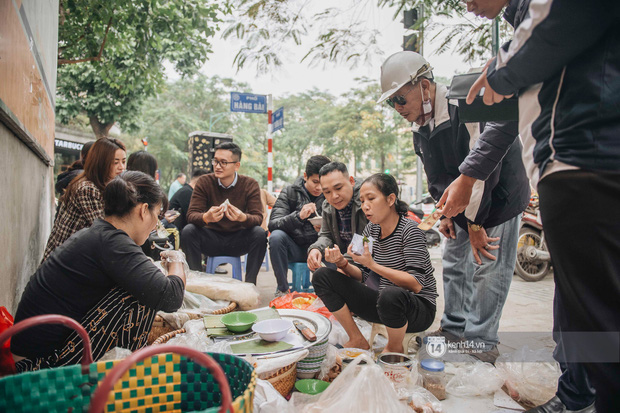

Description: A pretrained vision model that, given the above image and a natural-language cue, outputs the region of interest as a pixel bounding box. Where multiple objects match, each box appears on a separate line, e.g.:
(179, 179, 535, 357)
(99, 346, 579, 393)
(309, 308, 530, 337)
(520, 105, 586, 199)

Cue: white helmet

(377, 51, 434, 103)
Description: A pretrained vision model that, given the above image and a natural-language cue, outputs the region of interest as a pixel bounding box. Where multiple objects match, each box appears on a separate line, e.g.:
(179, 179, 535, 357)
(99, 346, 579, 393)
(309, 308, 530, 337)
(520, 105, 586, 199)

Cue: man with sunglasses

(182, 142, 267, 284)
(377, 51, 530, 363)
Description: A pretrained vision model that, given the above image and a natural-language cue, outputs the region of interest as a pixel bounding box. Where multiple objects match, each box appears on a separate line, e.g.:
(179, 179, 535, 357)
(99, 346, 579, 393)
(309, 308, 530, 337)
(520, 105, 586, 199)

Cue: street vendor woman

(312, 173, 437, 353)
(11, 171, 186, 371)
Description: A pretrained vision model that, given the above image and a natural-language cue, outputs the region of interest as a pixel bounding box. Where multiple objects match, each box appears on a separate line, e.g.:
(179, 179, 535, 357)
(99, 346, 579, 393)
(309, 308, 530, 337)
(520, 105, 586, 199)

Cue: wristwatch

(467, 222, 483, 232)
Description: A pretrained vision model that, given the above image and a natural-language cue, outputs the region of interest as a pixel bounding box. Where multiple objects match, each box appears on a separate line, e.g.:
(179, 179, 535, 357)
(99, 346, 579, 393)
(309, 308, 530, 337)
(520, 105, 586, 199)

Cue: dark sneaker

(274, 289, 290, 298)
(469, 345, 500, 364)
(416, 328, 463, 346)
(526, 396, 567, 413)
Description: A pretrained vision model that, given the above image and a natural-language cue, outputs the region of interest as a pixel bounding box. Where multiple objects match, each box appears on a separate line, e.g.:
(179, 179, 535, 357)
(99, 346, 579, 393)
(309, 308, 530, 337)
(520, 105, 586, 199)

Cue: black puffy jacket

(268, 177, 325, 249)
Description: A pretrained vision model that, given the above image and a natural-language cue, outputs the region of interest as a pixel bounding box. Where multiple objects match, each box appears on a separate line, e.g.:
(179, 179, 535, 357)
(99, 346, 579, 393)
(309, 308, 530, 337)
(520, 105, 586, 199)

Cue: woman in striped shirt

(313, 173, 437, 353)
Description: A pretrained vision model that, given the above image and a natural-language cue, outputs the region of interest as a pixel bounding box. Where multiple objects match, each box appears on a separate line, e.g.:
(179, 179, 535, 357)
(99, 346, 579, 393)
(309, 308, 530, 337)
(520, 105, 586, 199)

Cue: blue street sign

(273, 106, 284, 132)
(230, 92, 267, 113)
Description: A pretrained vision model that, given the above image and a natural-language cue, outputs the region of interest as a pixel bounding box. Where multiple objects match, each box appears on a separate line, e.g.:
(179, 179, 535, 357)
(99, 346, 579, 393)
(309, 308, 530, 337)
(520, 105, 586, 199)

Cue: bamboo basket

(258, 362, 297, 397)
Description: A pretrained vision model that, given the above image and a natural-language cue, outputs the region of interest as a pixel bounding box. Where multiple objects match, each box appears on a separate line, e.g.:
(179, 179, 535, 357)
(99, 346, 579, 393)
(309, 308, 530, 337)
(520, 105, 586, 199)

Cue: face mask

(419, 82, 433, 126)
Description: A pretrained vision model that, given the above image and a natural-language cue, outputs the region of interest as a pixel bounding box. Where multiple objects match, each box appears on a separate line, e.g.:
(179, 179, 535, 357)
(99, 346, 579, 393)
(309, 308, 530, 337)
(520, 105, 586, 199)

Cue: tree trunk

(380, 152, 386, 173)
(89, 115, 114, 139)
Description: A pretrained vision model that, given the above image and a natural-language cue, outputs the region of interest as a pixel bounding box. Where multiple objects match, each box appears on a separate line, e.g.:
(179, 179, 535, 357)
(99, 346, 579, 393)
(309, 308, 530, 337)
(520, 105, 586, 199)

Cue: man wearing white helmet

(378, 51, 530, 362)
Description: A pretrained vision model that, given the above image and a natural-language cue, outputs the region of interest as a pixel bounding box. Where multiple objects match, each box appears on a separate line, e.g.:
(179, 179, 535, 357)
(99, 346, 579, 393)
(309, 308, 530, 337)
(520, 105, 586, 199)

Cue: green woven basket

(0, 315, 255, 413)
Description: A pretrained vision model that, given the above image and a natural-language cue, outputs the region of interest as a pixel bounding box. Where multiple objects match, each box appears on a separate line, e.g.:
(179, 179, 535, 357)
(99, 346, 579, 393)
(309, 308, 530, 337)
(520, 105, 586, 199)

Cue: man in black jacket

(466, 1, 620, 410)
(169, 168, 209, 237)
(377, 51, 530, 363)
(268, 155, 331, 296)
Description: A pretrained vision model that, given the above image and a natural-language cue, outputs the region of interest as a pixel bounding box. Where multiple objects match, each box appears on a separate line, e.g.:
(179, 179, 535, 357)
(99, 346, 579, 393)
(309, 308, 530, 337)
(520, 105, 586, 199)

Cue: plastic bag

(269, 292, 331, 319)
(158, 291, 230, 329)
(99, 347, 132, 362)
(302, 354, 411, 413)
(185, 271, 260, 310)
(495, 346, 561, 407)
(253, 379, 292, 413)
(318, 344, 339, 381)
(406, 386, 444, 413)
(445, 361, 504, 397)
(0, 307, 15, 376)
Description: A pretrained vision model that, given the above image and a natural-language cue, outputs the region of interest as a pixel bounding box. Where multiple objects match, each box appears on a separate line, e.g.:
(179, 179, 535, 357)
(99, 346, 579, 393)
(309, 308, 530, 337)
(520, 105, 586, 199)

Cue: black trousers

(16, 288, 155, 372)
(539, 170, 620, 412)
(312, 267, 435, 333)
(181, 224, 267, 284)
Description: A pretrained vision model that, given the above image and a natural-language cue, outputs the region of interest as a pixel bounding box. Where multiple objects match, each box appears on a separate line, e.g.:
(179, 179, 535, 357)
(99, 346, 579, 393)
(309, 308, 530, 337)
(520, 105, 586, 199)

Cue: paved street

(219, 245, 557, 411)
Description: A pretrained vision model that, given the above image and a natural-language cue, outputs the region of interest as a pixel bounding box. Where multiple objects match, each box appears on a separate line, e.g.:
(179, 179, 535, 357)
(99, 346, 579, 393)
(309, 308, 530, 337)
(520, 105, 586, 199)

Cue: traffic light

(402, 9, 421, 53)
(402, 34, 419, 53)
(402, 9, 418, 29)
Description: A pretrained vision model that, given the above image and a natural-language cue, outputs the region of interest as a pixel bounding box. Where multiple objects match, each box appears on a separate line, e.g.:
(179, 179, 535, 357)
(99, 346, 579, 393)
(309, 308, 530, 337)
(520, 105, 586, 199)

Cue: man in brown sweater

(182, 142, 267, 284)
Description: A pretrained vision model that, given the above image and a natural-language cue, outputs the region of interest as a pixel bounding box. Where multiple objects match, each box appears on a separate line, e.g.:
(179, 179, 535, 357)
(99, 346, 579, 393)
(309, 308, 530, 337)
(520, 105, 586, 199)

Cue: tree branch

(58, 15, 113, 65)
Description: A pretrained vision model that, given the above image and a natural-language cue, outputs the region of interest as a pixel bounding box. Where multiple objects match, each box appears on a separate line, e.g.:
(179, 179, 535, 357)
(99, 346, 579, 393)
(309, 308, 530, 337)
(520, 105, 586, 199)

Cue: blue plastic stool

(241, 251, 270, 272)
(288, 262, 313, 293)
(206, 256, 243, 281)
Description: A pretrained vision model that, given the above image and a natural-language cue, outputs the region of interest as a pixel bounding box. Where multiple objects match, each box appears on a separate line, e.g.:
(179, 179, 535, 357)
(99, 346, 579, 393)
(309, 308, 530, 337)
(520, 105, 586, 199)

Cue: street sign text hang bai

(230, 92, 267, 113)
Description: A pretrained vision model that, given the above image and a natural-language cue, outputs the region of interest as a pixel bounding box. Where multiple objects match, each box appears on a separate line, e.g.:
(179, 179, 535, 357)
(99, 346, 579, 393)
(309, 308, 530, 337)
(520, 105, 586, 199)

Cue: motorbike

(515, 195, 552, 282)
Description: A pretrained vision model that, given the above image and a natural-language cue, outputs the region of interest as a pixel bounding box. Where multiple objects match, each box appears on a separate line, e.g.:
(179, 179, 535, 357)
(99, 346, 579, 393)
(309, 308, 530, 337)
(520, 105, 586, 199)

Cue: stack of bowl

(296, 338, 329, 379)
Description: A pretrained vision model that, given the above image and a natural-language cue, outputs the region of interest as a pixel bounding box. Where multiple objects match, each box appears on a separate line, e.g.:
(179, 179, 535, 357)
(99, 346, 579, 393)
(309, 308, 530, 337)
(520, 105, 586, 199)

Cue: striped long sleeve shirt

(361, 216, 438, 306)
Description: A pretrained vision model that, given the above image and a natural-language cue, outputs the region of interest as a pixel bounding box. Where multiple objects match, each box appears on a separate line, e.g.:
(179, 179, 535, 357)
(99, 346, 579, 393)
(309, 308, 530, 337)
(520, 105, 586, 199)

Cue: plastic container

(376, 352, 415, 387)
(420, 359, 447, 400)
(252, 319, 293, 341)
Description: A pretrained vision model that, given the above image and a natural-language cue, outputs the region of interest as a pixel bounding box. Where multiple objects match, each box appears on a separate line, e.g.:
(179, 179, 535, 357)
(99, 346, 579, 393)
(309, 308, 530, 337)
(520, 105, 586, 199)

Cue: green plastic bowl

(220, 312, 258, 333)
(294, 379, 330, 395)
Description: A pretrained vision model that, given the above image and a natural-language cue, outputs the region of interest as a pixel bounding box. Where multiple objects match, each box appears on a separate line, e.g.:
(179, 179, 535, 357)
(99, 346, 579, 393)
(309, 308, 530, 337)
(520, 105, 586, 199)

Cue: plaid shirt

(42, 180, 104, 261)
(336, 201, 354, 247)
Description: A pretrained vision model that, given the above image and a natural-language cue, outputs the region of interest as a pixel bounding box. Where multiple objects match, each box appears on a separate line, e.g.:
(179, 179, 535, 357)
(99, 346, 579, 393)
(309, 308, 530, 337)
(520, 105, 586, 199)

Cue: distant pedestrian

(168, 173, 187, 199)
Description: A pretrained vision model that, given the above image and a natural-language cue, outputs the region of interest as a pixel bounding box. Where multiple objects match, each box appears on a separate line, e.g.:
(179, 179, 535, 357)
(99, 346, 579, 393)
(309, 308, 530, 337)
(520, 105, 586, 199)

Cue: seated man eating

(182, 142, 266, 284)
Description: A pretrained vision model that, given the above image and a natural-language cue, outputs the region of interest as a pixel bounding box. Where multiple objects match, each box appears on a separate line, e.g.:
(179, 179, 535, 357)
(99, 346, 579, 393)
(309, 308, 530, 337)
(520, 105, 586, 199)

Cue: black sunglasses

(386, 87, 415, 108)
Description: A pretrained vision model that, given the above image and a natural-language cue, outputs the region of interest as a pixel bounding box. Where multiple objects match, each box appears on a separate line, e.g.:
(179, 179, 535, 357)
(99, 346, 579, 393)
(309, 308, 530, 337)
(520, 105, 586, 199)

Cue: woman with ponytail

(312, 173, 437, 353)
(11, 171, 186, 371)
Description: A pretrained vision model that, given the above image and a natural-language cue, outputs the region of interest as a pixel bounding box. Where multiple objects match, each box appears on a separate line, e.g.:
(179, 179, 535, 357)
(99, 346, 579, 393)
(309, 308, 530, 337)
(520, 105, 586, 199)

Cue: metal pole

(416, 4, 425, 202)
(267, 94, 273, 193)
(492, 17, 500, 57)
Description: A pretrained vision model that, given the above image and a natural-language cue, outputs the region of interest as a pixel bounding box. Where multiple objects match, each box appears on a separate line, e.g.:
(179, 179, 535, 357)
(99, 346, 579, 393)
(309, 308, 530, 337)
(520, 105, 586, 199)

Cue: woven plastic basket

(0, 314, 255, 413)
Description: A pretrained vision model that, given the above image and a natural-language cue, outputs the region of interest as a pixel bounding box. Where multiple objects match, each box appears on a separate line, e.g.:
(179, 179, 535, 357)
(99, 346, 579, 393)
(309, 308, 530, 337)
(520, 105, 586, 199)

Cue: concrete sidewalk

(226, 246, 556, 412)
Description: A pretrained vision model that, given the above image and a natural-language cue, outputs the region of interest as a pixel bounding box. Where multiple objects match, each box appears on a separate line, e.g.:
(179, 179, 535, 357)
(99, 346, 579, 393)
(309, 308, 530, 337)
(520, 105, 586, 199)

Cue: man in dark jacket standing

(268, 155, 331, 296)
(377, 51, 530, 363)
(467, 1, 620, 410)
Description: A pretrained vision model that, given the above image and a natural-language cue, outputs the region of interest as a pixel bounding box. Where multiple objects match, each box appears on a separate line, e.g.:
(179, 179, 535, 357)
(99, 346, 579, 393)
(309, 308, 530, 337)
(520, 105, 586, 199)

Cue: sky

(169, 1, 478, 98)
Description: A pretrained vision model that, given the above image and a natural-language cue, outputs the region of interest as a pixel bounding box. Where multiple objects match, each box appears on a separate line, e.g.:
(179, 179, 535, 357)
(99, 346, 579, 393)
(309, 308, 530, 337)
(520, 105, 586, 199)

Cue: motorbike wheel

(515, 227, 551, 282)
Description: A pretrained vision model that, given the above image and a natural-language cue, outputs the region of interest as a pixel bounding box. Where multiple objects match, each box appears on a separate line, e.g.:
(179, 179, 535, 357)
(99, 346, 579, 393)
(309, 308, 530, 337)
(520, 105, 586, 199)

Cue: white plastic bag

(253, 379, 292, 413)
(185, 271, 260, 310)
(406, 386, 444, 413)
(495, 346, 561, 406)
(99, 347, 132, 362)
(446, 361, 504, 397)
(302, 354, 411, 413)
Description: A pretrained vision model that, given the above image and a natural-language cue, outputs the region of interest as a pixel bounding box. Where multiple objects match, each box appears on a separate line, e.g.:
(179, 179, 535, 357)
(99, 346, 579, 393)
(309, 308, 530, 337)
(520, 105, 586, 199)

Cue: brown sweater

(187, 173, 263, 232)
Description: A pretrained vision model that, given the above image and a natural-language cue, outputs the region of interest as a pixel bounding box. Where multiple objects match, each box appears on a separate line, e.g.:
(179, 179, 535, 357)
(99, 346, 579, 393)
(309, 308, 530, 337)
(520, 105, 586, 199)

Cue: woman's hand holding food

(347, 243, 374, 268)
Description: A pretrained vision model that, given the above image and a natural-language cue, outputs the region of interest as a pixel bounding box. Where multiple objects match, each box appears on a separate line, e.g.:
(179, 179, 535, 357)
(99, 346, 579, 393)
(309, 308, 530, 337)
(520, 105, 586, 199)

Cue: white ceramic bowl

(308, 216, 323, 226)
(252, 319, 294, 342)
